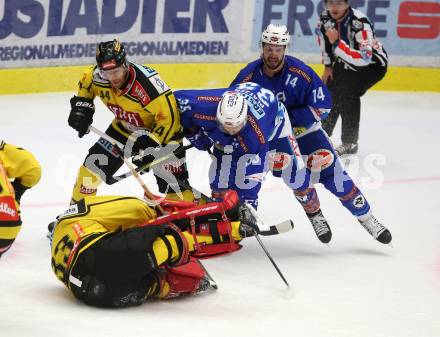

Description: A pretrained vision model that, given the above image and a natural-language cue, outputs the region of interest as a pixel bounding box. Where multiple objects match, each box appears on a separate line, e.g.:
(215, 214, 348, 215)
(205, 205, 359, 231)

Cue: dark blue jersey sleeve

(175, 89, 225, 134)
(229, 60, 260, 87)
(283, 58, 332, 127)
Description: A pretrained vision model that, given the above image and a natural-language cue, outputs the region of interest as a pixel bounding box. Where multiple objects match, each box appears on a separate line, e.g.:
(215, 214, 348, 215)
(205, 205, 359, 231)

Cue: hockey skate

(359, 215, 392, 244)
(335, 142, 358, 156)
(307, 210, 332, 243)
(47, 221, 56, 240)
(196, 275, 218, 294)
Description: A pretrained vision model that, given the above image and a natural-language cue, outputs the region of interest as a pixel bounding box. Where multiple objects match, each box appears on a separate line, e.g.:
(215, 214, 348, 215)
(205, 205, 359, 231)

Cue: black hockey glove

(130, 134, 162, 171)
(238, 203, 260, 238)
(68, 96, 95, 138)
(320, 12, 336, 31)
(11, 179, 29, 204)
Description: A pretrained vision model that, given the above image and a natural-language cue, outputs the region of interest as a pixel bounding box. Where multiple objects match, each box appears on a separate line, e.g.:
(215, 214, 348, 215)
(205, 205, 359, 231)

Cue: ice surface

(1, 91, 439, 337)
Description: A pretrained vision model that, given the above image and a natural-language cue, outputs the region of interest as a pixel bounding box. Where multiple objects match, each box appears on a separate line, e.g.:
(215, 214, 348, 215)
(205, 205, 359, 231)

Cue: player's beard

(263, 55, 284, 71)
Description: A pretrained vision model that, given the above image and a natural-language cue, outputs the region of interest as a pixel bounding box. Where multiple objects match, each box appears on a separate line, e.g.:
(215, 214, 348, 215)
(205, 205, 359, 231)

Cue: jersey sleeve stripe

(288, 67, 312, 83)
(163, 92, 177, 142)
(335, 40, 371, 67)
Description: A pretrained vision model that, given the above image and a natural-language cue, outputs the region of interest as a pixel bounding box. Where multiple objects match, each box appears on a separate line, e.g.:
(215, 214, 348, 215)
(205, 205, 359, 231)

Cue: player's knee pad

(305, 148, 336, 180)
(297, 129, 339, 181)
(160, 257, 206, 299)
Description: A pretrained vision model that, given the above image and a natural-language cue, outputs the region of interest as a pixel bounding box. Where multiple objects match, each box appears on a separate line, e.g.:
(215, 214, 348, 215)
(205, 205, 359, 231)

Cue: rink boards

(0, 63, 439, 95)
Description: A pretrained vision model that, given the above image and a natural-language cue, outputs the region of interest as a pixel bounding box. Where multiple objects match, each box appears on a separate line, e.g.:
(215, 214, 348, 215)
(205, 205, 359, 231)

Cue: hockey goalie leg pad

(140, 190, 240, 232)
(154, 194, 197, 213)
(181, 190, 241, 258)
(190, 238, 242, 259)
(162, 224, 190, 267)
(160, 257, 206, 299)
(141, 190, 242, 259)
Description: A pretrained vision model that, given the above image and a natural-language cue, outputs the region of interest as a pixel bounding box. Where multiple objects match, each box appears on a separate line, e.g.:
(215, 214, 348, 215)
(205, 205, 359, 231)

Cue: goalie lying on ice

(49, 191, 284, 307)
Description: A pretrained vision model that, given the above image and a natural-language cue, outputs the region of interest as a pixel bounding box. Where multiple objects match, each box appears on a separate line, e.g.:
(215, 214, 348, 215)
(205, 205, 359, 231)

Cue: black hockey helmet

(96, 39, 127, 70)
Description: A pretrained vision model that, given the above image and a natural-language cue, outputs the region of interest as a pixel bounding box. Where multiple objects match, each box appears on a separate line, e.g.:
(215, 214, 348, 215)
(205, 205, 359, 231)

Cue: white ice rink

(1, 91, 440, 337)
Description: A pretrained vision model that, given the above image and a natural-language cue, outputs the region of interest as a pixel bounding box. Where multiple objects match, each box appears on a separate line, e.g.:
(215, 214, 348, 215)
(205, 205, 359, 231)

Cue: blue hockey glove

(186, 131, 213, 151)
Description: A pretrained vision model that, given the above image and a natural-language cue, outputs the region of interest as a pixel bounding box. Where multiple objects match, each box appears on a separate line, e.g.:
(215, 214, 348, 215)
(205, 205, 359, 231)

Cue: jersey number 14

(312, 87, 326, 102)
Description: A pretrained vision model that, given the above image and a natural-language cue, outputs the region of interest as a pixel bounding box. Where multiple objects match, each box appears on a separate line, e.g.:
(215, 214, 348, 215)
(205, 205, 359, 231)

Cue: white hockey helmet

(261, 24, 290, 46)
(216, 91, 248, 133)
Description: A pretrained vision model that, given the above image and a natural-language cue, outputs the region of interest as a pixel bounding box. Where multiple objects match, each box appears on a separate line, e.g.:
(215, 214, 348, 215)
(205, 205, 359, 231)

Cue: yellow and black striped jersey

(0, 141, 40, 254)
(76, 63, 181, 144)
(51, 196, 157, 287)
(0, 141, 41, 189)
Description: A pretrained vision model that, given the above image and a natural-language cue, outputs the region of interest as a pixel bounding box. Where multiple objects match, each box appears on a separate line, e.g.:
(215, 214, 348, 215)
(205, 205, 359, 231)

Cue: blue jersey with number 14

(231, 55, 332, 136)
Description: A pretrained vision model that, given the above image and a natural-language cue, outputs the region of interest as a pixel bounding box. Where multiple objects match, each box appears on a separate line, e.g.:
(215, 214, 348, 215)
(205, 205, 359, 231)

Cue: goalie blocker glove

(68, 96, 95, 138)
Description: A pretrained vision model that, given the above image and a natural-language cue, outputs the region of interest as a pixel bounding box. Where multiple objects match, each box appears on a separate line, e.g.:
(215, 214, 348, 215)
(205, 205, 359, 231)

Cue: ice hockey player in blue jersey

(176, 82, 327, 235)
(230, 24, 391, 245)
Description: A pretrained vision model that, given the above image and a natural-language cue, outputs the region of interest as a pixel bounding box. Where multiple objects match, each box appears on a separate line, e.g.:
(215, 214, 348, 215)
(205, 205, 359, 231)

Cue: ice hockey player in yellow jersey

(0, 141, 41, 258)
(49, 190, 272, 307)
(68, 39, 193, 203)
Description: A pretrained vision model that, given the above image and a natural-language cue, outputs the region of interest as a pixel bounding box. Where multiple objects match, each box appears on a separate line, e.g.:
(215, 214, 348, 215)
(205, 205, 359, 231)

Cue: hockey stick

(88, 126, 164, 213)
(253, 233, 290, 288)
(107, 144, 193, 185)
(87, 125, 193, 184)
(174, 177, 294, 236)
(171, 177, 292, 288)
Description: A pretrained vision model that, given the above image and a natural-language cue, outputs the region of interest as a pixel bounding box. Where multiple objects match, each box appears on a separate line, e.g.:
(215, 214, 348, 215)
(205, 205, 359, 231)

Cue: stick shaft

(88, 126, 164, 213)
(253, 232, 290, 288)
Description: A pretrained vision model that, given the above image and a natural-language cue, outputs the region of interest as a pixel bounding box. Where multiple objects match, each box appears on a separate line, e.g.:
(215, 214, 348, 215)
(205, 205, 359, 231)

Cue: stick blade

(259, 220, 294, 236)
